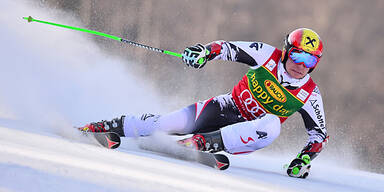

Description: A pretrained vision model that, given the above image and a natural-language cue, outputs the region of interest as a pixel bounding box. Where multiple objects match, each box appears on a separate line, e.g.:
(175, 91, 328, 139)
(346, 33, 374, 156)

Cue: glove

(182, 43, 209, 68)
(287, 154, 311, 179)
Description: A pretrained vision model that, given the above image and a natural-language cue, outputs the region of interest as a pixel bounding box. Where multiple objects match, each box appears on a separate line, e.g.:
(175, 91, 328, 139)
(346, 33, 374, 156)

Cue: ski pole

(22, 16, 182, 58)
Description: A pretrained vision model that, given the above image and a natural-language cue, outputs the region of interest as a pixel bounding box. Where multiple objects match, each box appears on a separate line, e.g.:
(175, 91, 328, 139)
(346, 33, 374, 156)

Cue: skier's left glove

(287, 154, 311, 179)
(182, 43, 209, 69)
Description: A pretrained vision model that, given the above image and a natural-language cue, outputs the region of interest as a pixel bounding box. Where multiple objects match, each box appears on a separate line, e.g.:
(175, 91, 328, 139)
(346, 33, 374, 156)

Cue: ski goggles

(288, 48, 320, 68)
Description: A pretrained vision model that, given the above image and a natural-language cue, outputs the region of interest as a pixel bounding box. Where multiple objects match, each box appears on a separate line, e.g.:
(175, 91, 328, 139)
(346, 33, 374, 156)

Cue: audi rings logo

(239, 89, 266, 119)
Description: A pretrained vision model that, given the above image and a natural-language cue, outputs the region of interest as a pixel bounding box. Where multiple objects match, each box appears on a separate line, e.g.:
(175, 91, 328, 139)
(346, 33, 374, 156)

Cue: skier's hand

(182, 43, 209, 69)
(287, 154, 311, 179)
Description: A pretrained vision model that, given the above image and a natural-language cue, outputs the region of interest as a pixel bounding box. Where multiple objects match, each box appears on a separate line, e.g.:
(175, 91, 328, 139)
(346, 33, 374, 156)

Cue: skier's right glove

(182, 43, 209, 69)
(287, 154, 311, 179)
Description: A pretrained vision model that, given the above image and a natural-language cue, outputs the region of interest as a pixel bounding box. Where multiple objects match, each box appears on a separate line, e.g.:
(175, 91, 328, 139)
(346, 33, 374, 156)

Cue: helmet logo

(305, 37, 316, 48)
(300, 30, 320, 53)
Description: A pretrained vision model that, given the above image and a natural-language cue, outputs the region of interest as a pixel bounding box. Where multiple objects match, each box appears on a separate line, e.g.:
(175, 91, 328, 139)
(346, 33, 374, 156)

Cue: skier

(79, 28, 328, 178)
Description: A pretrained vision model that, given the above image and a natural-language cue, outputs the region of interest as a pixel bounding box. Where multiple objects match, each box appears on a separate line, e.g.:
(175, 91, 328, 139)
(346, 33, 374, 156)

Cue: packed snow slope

(1, 1, 384, 192)
(1, 123, 384, 192)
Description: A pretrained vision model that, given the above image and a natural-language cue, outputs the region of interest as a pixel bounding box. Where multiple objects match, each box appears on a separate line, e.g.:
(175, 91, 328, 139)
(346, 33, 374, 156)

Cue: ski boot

(178, 130, 224, 153)
(78, 115, 126, 137)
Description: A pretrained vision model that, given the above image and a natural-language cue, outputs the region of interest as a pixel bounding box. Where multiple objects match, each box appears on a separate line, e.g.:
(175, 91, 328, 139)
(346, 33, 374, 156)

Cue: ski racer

(79, 28, 328, 179)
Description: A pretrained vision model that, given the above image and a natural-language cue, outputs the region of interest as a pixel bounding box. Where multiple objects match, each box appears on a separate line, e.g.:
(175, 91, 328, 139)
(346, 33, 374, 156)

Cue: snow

(1, 0, 384, 191)
(1, 125, 383, 192)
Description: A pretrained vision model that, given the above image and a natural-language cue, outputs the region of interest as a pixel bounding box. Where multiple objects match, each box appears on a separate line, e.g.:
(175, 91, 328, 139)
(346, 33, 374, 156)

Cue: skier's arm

(205, 41, 276, 67)
(287, 86, 328, 178)
(297, 86, 328, 161)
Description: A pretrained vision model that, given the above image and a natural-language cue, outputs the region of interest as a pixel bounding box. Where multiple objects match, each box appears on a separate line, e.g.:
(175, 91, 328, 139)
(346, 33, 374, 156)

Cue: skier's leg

(179, 114, 280, 153)
(122, 107, 195, 137)
(123, 93, 245, 137)
(191, 93, 246, 134)
(220, 114, 281, 154)
(78, 110, 191, 137)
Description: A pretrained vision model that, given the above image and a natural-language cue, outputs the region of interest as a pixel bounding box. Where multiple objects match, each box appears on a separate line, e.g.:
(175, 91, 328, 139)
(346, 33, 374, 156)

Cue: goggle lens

(289, 49, 319, 68)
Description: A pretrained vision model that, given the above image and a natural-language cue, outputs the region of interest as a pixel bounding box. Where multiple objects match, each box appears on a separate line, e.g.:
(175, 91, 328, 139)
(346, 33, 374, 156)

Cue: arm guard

(298, 87, 328, 160)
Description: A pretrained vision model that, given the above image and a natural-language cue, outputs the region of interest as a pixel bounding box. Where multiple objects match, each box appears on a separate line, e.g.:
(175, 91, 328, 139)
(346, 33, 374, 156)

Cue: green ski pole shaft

(22, 16, 182, 58)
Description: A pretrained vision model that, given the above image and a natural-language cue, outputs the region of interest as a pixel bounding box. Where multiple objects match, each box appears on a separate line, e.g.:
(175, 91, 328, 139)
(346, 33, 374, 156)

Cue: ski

(195, 152, 230, 170)
(76, 127, 229, 169)
(81, 131, 121, 149)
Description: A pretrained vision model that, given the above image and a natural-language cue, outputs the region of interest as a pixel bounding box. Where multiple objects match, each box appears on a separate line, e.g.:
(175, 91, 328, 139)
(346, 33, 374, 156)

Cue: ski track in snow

(1, 1, 384, 192)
